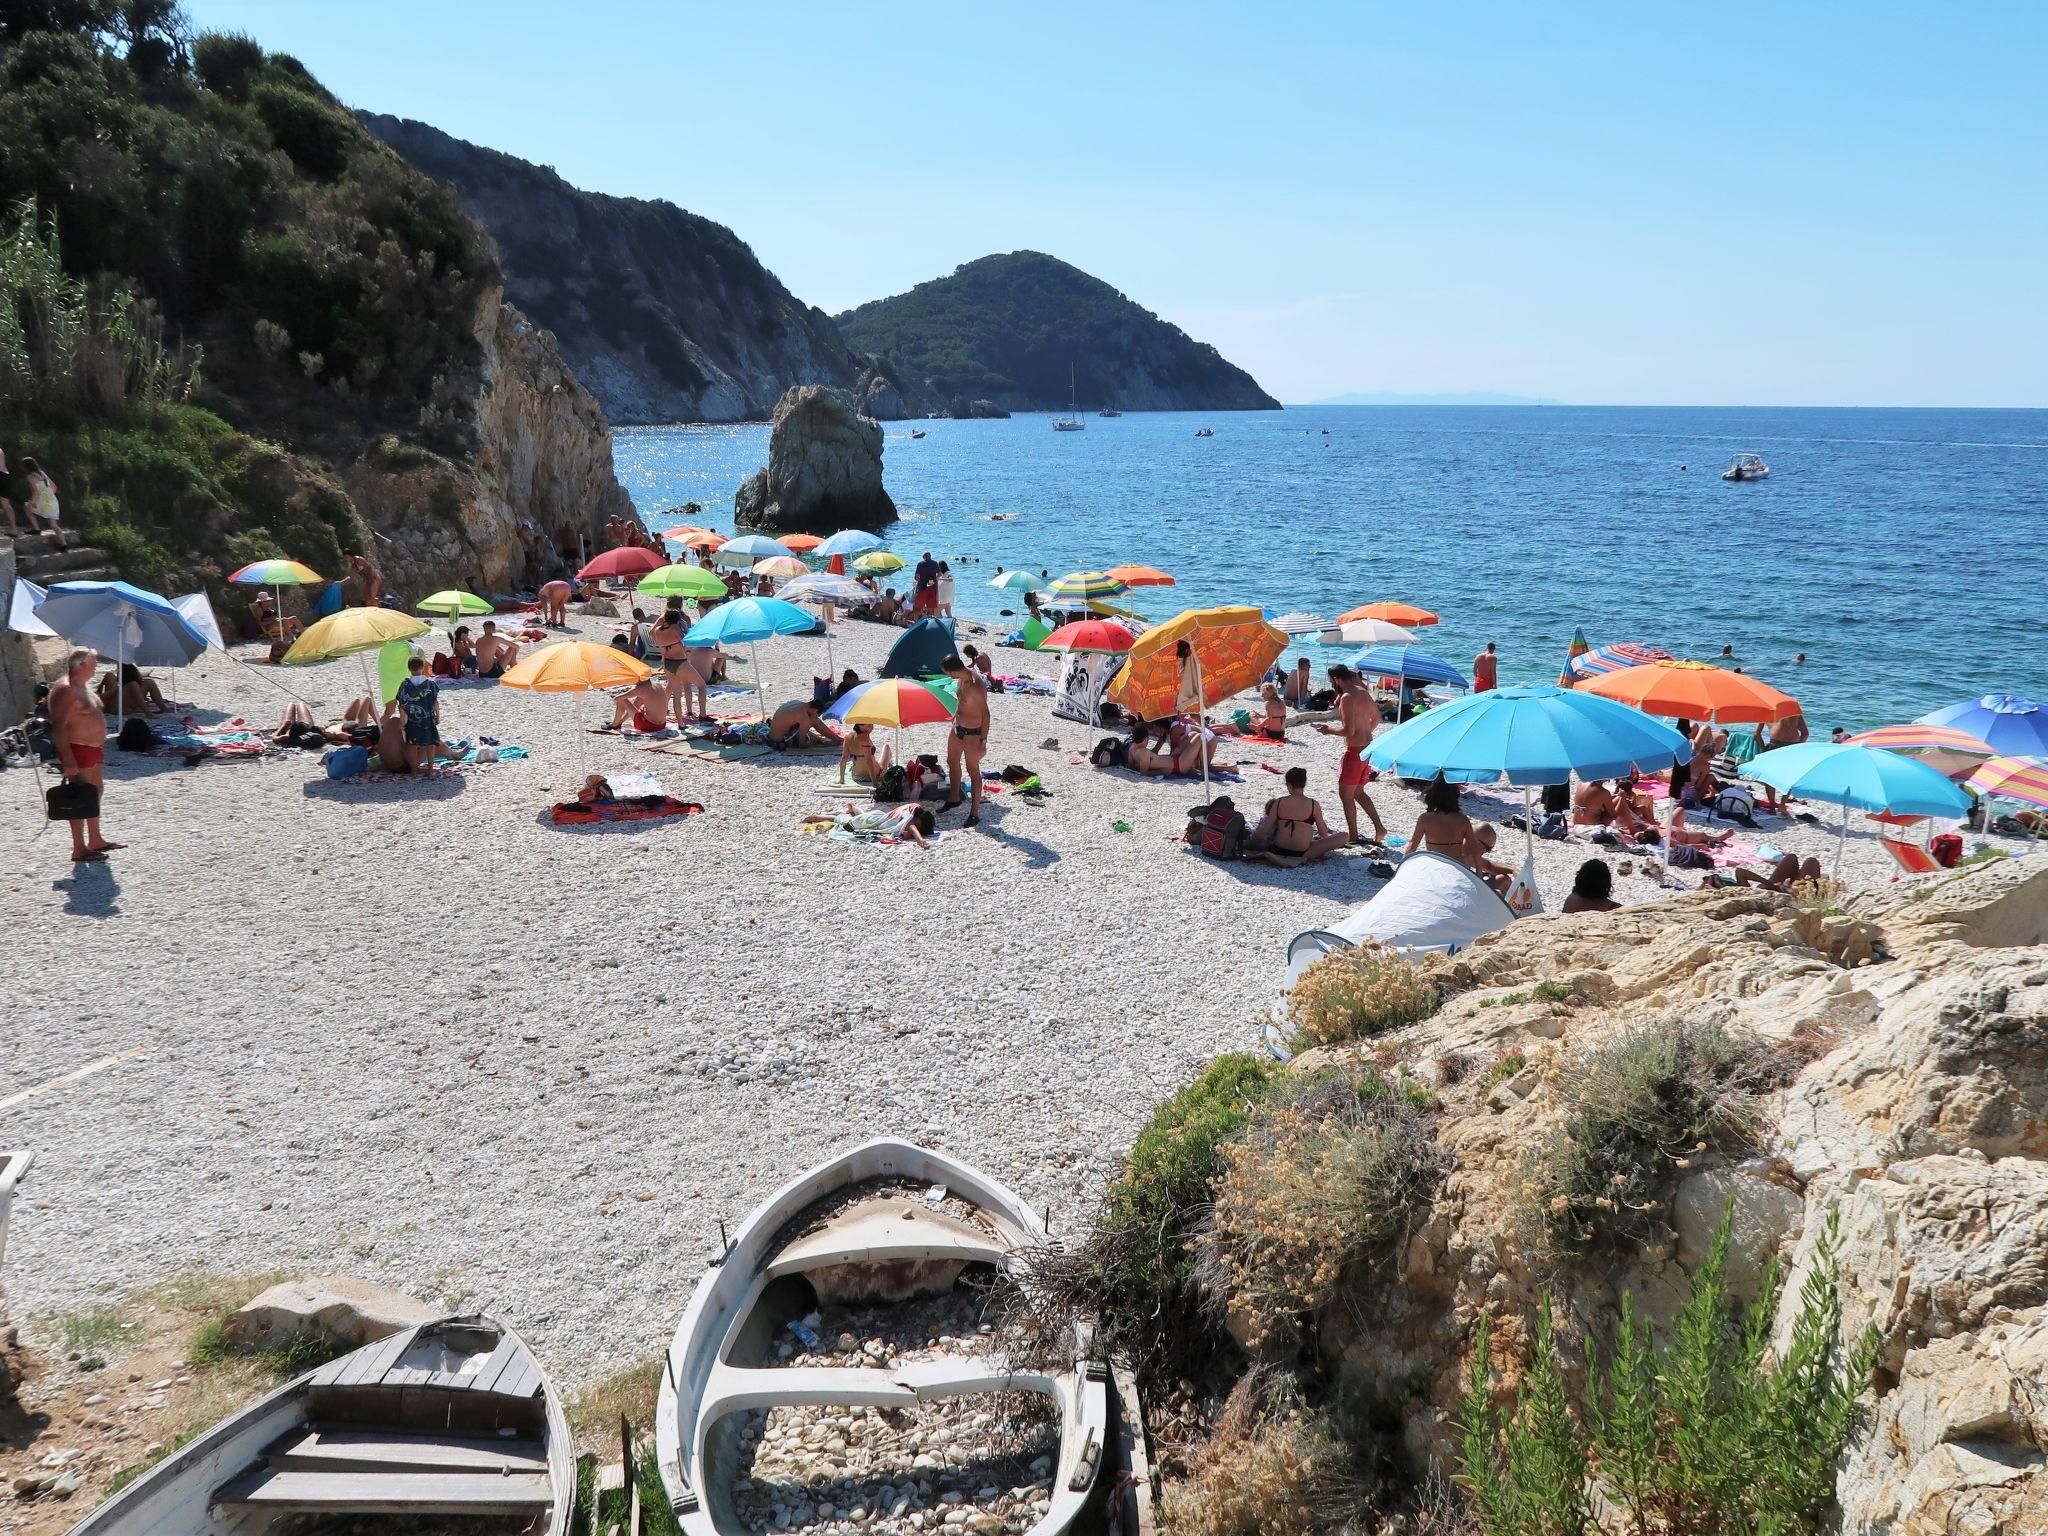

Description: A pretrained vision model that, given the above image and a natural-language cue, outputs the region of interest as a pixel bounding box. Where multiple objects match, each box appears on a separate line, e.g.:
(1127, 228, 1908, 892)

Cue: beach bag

(323, 745, 370, 780)
(1541, 782, 1571, 816)
(872, 763, 908, 803)
(1714, 786, 1758, 826)
(1185, 797, 1248, 860)
(1669, 844, 1714, 870)
(1930, 832, 1963, 868)
(116, 716, 161, 751)
(1091, 737, 1128, 769)
(45, 776, 99, 822)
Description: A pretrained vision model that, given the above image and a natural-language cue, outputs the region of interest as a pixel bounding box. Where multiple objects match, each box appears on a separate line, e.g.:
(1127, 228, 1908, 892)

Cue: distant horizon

(1287, 399, 2048, 412)
(181, 2, 2048, 411)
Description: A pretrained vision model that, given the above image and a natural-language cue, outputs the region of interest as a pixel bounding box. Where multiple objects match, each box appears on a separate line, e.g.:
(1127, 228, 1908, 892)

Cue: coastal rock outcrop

(1270, 857, 2048, 1530)
(733, 386, 897, 534)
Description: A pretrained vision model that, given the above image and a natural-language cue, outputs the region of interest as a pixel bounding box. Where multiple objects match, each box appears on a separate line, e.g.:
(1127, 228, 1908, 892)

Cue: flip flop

(73, 850, 107, 862)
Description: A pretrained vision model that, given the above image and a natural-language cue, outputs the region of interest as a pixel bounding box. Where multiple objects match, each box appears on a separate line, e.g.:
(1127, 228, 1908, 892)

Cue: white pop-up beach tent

(1266, 853, 1516, 1055)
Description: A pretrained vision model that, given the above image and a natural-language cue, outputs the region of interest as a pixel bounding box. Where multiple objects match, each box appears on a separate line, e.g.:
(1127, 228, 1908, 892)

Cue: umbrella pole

(114, 624, 126, 735)
(1523, 787, 1535, 864)
(751, 641, 766, 722)
(1194, 652, 1210, 799)
(1834, 799, 1848, 882)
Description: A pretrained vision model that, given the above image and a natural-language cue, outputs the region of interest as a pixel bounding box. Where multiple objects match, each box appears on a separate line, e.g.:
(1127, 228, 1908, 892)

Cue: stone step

(31, 564, 117, 587)
(17, 546, 114, 579)
(1, 531, 67, 558)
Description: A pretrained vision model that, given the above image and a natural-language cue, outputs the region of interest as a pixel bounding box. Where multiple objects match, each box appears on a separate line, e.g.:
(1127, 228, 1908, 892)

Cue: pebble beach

(2, 609, 2028, 1388)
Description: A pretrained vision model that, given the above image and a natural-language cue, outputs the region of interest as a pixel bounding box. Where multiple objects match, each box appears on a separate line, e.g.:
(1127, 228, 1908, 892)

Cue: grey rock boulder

(223, 1275, 437, 1355)
(734, 385, 898, 534)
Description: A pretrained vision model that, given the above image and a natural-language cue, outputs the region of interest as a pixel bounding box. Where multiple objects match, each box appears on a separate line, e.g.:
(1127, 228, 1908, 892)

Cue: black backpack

(872, 763, 908, 803)
(1091, 737, 1129, 768)
(116, 716, 161, 751)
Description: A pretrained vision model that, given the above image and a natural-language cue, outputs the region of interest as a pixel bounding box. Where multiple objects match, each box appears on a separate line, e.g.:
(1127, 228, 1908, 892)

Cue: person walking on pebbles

(942, 652, 990, 827)
(49, 647, 121, 861)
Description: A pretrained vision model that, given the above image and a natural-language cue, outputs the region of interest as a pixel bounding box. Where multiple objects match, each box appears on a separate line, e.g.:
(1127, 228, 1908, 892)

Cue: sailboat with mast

(1053, 364, 1085, 430)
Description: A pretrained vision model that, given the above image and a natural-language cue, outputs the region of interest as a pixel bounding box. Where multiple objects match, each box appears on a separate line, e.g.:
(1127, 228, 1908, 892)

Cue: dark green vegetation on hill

(0, 3, 501, 590)
(836, 251, 1280, 414)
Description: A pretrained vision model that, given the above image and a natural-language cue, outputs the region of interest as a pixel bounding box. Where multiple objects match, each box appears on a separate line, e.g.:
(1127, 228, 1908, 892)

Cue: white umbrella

(1270, 611, 1334, 636)
(1319, 618, 1420, 647)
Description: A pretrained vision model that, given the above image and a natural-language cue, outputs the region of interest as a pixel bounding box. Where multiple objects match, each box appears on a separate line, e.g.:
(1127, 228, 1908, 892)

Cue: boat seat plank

(310, 1329, 414, 1389)
(266, 1426, 547, 1473)
(215, 1465, 552, 1511)
(468, 1334, 525, 1395)
(494, 1352, 542, 1401)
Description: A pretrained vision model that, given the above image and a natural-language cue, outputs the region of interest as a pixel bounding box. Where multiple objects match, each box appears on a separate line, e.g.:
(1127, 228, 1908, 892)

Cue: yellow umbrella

(281, 605, 432, 700)
(502, 641, 653, 770)
(1109, 606, 1287, 791)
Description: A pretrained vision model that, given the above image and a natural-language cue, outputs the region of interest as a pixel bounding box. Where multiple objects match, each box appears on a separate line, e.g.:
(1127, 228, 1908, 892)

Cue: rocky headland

(734, 385, 898, 534)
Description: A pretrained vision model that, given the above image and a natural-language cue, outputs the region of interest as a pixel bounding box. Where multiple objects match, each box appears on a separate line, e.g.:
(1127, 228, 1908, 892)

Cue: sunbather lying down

(802, 802, 937, 848)
(1702, 852, 1826, 891)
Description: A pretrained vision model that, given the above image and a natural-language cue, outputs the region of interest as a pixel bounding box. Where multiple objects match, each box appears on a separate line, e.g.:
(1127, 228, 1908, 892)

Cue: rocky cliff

(1277, 858, 2048, 1534)
(733, 386, 897, 535)
(361, 114, 917, 425)
(835, 251, 1281, 414)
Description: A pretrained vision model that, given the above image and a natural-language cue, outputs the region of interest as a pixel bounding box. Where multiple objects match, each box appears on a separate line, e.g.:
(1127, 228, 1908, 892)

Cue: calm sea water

(612, 406, 2048, 731)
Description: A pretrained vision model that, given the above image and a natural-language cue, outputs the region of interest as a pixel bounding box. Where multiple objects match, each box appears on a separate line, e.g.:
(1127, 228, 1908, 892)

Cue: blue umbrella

(1349, 645, 1469, 692)
(1365, 683, 1688, 787)
(1919, 694, 2048, 760)
(685, 596, 818, 718)
(1746, 741, 1973, 878)
(814, 529, 883, 558)
(715, 533, 795, 568)
(35, 580, 208, 728)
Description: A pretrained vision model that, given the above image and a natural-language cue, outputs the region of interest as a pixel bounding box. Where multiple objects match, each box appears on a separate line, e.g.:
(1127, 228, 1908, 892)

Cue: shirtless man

(473, 620, 521, 678)
(538, 579, 573, 627)
(1283, 656, 1316, 709)
(941, 652, 990, 827)
(49, 648, 120, 860)
(650, 601, 691, 718)
(347, 552, 382, 609)
(767, 699, 839, 749)
(1313, 663, 1386, 844)
(1472, 642, 1498, 693)
(606, 675, 670, 733)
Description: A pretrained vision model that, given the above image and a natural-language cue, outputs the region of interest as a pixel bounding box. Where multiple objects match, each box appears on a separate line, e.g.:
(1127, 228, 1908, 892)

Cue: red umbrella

(1040, 619, 1137, 654)
(578, 546, 666, 581)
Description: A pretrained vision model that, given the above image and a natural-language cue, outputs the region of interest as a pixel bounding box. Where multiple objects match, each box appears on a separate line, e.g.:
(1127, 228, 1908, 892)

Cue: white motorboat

(655, 1139, 1110, 1535)
(64, 1316, 573, 1535)
(1721, 452, 1769, 481)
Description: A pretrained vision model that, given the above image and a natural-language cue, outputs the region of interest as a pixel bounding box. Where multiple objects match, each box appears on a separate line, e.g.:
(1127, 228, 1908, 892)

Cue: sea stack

(733, 384, 898, 533)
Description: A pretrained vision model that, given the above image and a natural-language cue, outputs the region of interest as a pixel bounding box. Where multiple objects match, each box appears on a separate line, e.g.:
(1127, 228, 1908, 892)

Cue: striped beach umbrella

(752, 555, 811, 580)
(1845, 723, 1995, 779)
(1562, 641, 1673, 684)
(1967, 755, 2048, 813)
(1558, 625, 1592, 683)
(1270, 612, 1335, 636)
(1047, 570, 1129, 603)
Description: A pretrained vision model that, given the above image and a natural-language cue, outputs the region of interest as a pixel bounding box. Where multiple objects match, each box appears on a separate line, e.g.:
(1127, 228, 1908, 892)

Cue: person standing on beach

(1473, 642, 1498, 693)
(49, 648, 120, 861)
(913, 551, 941, 616)
(652, 600, 691, 721)
(1315, 663, 1387, 845)
(395, 655, 441, 774)
(942, 652, 990, 827)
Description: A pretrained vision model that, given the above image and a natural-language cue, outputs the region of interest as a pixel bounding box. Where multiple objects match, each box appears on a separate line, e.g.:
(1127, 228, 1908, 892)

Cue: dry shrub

(1161, 1368, 1367, 1536)
(1203, 1071, 1442, 1348)
(1287, 941, 1441, 1051)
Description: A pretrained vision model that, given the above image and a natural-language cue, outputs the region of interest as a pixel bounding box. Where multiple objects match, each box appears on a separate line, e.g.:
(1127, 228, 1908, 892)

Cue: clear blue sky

(182, 1, 2046, 406)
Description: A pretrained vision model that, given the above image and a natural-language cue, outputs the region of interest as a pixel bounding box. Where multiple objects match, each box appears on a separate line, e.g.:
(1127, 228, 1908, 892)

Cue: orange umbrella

(1338, 601, 1439, 627)
(780, 533, 825, 552)
(503, 641, 653, 769)
(1109, 606, 1287, 791)
(679, 531, 728, 552)
(1105, 564, 1175, 587)
(1577, 659, 1799, 725)
(660, 524, 713, 540)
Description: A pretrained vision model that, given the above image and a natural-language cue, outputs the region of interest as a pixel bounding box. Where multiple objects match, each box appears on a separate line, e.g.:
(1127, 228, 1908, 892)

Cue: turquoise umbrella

(1746, 741, 1973, 878)
(814, 530, 883, 557)
(685, 595, 817, 718)
(715, 533, 795, 569)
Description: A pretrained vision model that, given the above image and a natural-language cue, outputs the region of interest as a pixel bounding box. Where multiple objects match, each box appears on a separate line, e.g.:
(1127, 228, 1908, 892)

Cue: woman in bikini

(1405, 775, 1493, 877)
(838, 721, 893, 785)
(1249, 766, 1348, 865)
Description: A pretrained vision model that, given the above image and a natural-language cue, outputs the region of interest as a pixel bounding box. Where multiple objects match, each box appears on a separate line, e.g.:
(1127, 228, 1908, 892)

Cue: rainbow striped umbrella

(230, 559, 323, 587)
(1047, 570, 1129, 603)
(1845, 723, 1994, 779)
(1562, 641, 1672, 684)
(824, 677, 955, 729)
(1558, 625, 1591, 684)
(1967, 755, 2048, 813)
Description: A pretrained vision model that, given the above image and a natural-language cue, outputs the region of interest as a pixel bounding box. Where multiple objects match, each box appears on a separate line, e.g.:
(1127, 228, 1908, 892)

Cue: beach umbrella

(1320, 617, 1419, 647)
(1042, 619, 1139, 737)
(753, 555, 810, 580)
(502, 640, 652, 770)
(1105, 564, 1175, 587)
(34, 580, 209, 730)
(1578, 659, 1799, 725)
(679, 530, 728, 553)
(781, 572, 872, 681)
(230, 558, 324, 650)
(1338, 601, 1438, 627)
(1919, 695, 2048, 760)
(1364, 683, 1690, 890)
(1558, 625, 1592, 683)
(1047, 570, 1128, 603)
(578, 545, 666, 583)
(279, 604, 431, 704)
(658, 524, 713, 541)
(824, 678, 955, 729)
(414, 589, 492, 628)
(1747, 742, 1974, 878)
(814, 530, 883, 557)
(8, 576, 57, 637)
(989, 569, 1049, 592)
(853, 551, 906, 575)
(1349, 645, 1469, 693)
(1966, 756, 2048, 827)
(637, 563, 729, 601)
(1109, 606, 1288, 795)
(1270, 612, 1335, 636)
(1561, 641, 1673, 685)
(780, 533, 825, 553)
(715, 533, 795, 569)
(685, 594, 817, 719)
(1844, 723, 1995, 779)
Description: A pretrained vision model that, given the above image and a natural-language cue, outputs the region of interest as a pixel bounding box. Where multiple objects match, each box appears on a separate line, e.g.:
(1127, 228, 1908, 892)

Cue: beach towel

(656, 740, 773, 762)
(819, 778, 878, 798)
(550, 796, 703, 826)
(457, 743, 530, 764)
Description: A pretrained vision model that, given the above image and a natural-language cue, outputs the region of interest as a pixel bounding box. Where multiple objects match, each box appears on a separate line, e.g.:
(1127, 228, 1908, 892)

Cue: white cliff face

(1293, 858, 2048, 1531)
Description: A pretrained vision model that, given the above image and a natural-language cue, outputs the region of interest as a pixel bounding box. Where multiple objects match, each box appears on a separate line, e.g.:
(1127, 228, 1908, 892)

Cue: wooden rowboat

(65, 1315, 573, 1535)
(654, 1139, 1110, 1534)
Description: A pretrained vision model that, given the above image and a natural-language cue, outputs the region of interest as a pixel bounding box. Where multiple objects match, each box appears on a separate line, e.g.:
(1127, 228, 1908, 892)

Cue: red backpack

(1185, 797, 1248, 859)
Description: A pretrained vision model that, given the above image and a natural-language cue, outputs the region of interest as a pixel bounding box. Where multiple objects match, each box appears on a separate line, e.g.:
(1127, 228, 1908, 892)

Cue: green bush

(249, 80, 349, 180)
(1529, 1021, 1792, 1258)
(191, 30, 262, 99)
(1461, 1203, 1876, 1536)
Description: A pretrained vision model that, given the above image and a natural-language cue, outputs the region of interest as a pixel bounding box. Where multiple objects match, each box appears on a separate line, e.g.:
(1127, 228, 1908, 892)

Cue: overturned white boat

(0, 1148, 31, 1277)
(655, 1139, 1109, 1535)
(65, 1315, 573, 1535)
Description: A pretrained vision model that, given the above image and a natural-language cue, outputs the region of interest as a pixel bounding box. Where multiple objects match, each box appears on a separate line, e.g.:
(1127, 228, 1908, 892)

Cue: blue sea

(612, 406, 2048, 732)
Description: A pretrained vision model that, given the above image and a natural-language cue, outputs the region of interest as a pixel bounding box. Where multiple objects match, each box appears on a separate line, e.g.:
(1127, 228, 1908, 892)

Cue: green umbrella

(415, 589, 493, 620)
(637, 563, 729, 600)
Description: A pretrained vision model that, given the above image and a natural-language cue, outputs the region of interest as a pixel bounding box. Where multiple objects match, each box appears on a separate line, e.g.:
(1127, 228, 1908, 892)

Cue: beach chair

(1880, 836, 1940, 876)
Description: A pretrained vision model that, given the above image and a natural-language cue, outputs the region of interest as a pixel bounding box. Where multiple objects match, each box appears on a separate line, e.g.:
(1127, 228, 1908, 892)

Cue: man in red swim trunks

(49, 647, 121, 862)
(1315, 663, 1387, 845)
(1473, 641, 1498, 692)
